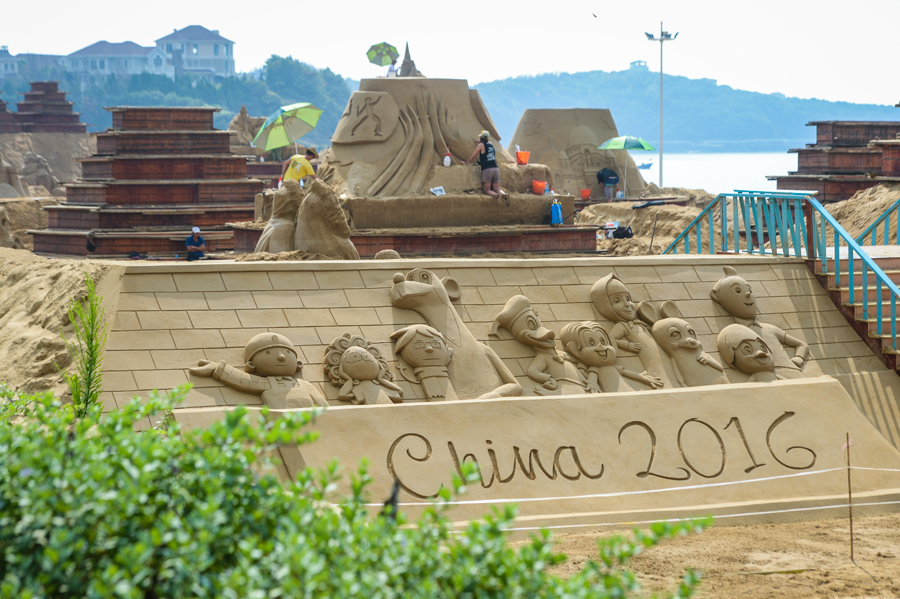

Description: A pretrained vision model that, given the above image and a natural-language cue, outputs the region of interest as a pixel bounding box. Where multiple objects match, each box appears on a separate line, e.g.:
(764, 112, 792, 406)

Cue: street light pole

(645, 22, 678, 188)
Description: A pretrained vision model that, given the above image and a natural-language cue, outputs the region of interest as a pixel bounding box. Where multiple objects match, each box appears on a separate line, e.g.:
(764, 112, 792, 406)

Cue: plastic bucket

(516, 151, 530, 165)
(580, 189, 591, 200)
(532, 180, 547, 194)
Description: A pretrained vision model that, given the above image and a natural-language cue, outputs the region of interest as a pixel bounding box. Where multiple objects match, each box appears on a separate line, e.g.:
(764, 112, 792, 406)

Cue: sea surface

(633, 152, 798, 195)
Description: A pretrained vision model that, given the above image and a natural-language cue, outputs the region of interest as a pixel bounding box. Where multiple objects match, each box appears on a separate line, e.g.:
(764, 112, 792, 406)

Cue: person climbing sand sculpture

(280, 147, 318, 186)
(590, 273, 676, 387)
(351, 96, 383, 137)
(464, 130, 507, 199)
(710, 266, 809, 379)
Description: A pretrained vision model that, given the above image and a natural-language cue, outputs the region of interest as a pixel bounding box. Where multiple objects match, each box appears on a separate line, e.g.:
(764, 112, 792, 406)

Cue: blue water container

(550, 202, 563, 226)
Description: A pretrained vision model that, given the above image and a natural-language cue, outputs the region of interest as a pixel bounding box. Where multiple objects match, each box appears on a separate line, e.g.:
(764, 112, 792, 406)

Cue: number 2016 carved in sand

(618, 411, 817, 481)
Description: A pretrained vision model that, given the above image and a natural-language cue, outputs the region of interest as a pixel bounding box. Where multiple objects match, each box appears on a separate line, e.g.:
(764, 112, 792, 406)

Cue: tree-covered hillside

(474, 67, 899, 153)
(0, 56, 352, 147)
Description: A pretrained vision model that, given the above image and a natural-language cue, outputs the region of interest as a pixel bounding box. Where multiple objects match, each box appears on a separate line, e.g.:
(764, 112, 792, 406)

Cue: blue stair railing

(855, 196, 900, 246)
(663, 190, 900, 352)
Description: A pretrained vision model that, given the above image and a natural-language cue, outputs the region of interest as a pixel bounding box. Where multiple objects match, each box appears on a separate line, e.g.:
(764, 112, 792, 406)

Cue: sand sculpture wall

(323, 78, 515, 197)
(508, 109, 646, 197)
(100, 255, 900, 527)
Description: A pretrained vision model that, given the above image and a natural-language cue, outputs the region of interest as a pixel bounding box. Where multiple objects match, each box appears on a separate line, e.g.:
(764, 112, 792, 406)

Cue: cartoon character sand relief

(489, 295, 585, 396)
(390, 268, 522, 399)
(710, 266, 809, 379)
(717, 324, 782, 383)
(391, 324, 457, 401)
(590, 273, 677, 388)
(560, 321, 663, 393)
(648, 301, 729, 387)
(324, 333, 403, 405)
(189, 332, 327, 409)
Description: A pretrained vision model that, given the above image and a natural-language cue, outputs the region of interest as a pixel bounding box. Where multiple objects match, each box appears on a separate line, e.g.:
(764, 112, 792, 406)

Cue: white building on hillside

(65, 41, 172, 78)
(0, 47, 18, 79)
(154, 26, 235, 81)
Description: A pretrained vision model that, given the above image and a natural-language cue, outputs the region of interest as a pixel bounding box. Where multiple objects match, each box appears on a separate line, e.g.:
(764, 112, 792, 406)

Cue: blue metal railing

(855, 196, 900, 246)
(663, 190, 900, 352)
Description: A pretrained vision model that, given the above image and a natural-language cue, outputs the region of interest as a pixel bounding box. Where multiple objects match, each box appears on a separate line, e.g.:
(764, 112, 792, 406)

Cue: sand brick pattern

(104, 256, 895, 420)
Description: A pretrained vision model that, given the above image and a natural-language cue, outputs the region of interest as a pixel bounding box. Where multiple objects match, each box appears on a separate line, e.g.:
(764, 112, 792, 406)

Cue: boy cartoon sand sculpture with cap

(391, 324, 457, 401)
(560, 321, 663, 393)
(717, 323, 782, 383)
(710, 266, 809, 379)
(489, 295, 584, 396)
(189, 332, 327, 409)
(324, 333, 403, 405)
(590, 273, 676, 388)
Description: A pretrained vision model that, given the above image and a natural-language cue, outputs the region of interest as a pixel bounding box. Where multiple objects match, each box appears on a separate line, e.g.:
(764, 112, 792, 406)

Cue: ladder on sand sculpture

(663, 189, 900, 371)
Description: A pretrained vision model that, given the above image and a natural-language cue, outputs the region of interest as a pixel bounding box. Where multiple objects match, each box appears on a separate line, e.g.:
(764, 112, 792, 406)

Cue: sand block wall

(102, 255, 900, 528)
(173, 376, 900, 529)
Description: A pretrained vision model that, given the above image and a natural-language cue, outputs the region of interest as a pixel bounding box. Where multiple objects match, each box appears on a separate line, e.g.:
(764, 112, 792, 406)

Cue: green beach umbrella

(252, 102, 323, 153)
(367, 42, 399, 67)
(598, 135, 655, 198)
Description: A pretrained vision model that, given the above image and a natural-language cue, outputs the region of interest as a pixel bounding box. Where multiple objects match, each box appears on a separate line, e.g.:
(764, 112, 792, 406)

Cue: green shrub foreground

(0, 384, 709, 598)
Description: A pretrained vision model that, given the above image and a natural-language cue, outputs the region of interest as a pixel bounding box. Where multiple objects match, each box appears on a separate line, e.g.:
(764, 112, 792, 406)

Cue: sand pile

(579, 187, 718, 256)
(826, 182, 900, 240)
(0, 197, 59, 250)
(234, 250, 338, 262)
(0, 132, 94, 182)
(545, 512, 900, 598)
(0, 249, 124, 396)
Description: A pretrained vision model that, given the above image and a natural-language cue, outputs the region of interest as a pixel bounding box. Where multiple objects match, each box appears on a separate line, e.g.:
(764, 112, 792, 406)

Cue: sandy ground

(826, 183, 900, 240)
(544, 513, 900, 598)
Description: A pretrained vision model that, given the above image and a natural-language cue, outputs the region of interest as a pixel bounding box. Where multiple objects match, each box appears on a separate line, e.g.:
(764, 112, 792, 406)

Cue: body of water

(631, 152, 798, 195)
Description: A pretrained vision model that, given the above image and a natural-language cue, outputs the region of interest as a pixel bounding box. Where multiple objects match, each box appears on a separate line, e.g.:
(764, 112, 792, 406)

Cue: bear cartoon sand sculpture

(710, 266, 809, 379)
(489, 294, 584, 396)
(390, 269, 522, 399)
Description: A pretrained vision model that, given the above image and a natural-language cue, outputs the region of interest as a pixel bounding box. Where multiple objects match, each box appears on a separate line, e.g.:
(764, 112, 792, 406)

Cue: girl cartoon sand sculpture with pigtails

(590, 273, 676, 388)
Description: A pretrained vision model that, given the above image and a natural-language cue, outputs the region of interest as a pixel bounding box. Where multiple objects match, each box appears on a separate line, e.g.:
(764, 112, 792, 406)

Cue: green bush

(0, 386, 709, 598)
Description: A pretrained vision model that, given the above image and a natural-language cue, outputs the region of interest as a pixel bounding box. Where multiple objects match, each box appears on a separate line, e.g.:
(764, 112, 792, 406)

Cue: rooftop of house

(155, 25, 234, 45)
(69, 41, 154, 57)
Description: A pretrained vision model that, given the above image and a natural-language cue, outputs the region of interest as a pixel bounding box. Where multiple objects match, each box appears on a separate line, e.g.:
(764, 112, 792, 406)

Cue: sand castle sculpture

(324, 333, 403, 405)
(0, 150, 29, 199)
(189, 332, 328, 409)
(0, 206, 24, 249)
(323, 76, 514, 197)
(228, 105, 266, 148)
(508, 109, 646, 197)
(710, 266, 809, 379)
(390, 324, 457, 401)
(717, 324, 781, 382)
(560, 321, 663, 392)
(489, 295, 585, 395)
(20, 153, 65, 197)
(647, 302, 729, 387)
(254, 179, 359, 259)
(591, 274, 677, 388)
(390, 268, 522, 399)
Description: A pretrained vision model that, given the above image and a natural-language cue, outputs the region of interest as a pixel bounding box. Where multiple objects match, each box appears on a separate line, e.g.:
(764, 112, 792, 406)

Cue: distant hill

(474, 66, 899, 153)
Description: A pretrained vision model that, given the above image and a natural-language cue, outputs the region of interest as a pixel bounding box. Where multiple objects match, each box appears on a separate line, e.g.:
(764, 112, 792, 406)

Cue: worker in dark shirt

(185, 226, 206, 261)
(597, 168, 619, 202)
(464, 130, 507, 199)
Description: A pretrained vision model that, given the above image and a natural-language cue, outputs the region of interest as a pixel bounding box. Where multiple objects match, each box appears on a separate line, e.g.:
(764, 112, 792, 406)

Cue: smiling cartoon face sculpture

(324, 333, 403, 405)
(391, 324, 457, 401)
(717, 323, 781, 383)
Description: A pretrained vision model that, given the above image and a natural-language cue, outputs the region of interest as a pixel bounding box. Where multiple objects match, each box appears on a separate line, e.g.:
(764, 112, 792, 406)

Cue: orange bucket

(516, 151, 530, 165)
(532, 180, 547, 194)
(580, 189, 591, 200)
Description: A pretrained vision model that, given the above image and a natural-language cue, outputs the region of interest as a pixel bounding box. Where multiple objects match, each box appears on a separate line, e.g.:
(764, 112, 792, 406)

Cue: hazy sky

(3, 0, 898, 106)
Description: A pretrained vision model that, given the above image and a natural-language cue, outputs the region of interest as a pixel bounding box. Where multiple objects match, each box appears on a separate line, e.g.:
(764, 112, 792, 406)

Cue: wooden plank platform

(30, 228, 235, 257)
(95, 131, 232, 155)
(80, 155, 251, 181)
(809, 121, 900, 147)
(108, 106, 218, 131)
(45, 204, 255, 230)
(791, 146, 882, 175)
(232, 225, 600, 257)
(65, 179, 264, 206)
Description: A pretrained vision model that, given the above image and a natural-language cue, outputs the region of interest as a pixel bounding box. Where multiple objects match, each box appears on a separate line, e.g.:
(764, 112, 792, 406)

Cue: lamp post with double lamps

(645, 22, 678, 187)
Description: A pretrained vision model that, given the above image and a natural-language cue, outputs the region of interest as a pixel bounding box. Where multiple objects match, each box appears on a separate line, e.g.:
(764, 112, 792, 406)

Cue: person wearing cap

(188, 332, 328, 408)
(463, 130, 507, 199)
(280, 146, 318, 187)
(185, 226, 206, 261)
